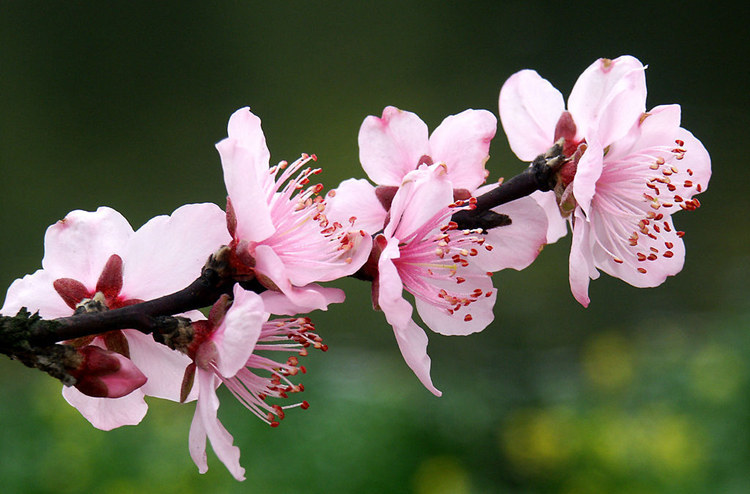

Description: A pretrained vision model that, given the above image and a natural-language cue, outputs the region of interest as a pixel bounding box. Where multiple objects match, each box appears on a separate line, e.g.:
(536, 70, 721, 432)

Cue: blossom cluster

(0, 56, 710, 480)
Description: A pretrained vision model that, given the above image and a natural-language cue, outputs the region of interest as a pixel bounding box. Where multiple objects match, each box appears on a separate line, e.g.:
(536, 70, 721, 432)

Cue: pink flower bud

(70, 345, 147, 398)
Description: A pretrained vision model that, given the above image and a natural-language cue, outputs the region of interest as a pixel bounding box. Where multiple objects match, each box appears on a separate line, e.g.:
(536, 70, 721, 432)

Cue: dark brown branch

(452, 141, 565, 230)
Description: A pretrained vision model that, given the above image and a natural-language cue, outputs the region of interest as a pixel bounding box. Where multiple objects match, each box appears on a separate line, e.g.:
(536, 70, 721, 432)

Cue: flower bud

(69, 345, 147, 398)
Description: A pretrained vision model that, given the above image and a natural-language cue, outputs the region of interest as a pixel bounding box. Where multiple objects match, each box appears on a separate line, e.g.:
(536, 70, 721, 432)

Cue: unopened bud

(69, 345, 147, 398)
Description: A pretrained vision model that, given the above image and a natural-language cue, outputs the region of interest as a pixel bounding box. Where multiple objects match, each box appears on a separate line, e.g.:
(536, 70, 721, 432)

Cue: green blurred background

(1, 2, 748, 493)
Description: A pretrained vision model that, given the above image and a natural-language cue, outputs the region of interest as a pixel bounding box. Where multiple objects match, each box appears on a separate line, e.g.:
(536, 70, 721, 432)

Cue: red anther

(687, 169, 693, 176)
(675, 139, 685, 146)
(456, 277, 466, 284)
(613, 257, 624, 264)
(298, 384, 305, 392)
(677, 231, 685, 238)
(665, 241, 674, 249)
(637, 267, 648, 274)
(663, 251, 674, 258)
(321, 344, 329, 352)
(270, 421, 280, 428)
(300, 366, 307, 374)
(485, 291, 492, 297)
(667, 184, 676, 192)
(663, 222, 672, 232)
(693, 198, 701, 207)
(447, 221, 458, 230)
(312, 183, 324, 194)
(684, 180, 693, 188)
(273, 405, 285, 420)
(647, 254, 657, 261)
(464, 314, 473, 322)
(654, 213, 664, 220)
(674, 195, 683, 202)
(469, 248, 478, 256)
(650, 247, 659, 253)
(311, 154, 318, 161)
(287, 356, 299, 366)
(653, 224, 661, 233)
(637, 253, 647, 261)
(696, 184, 702, 192)
(301, 400, 310, 409)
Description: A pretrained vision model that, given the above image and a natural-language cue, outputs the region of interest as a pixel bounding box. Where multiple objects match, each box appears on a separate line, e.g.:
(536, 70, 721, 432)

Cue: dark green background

(1, 2, 748, 493)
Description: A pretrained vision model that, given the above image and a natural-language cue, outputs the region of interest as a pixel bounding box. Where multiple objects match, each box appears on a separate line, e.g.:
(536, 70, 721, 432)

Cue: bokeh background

(1, 2, 748, 493)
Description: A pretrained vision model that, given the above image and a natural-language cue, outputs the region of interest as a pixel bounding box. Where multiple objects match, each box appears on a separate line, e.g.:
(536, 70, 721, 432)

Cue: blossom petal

(591, 212, 685, 288)
(122, 203, 230, 300)
(260, 285, 345, 315)
(1, 269, 71, 319)
(471, 192, 549, 272)
(254, 245, 344, 311)
(428, 109, 496, 190)
(568, 56, 647, 145)
(377, 239, 413, 330)
(125, 330, 195, 401)
(189, 370, 245, 480)
(214, 286, 267, 378)
(393, 319, 442, 397)
(325, 178, 387, 235)
(358, 106, 429, 186)
(386, 165, 453, 241)
(568, 210, 598, 307)
(530, 190, 568, 244)
(415, 274, 496, 336)
(62, 385, 147, 431)
(216, 137, 275, 243)
(572, 139, 605, 216)
(499, 69, 565, 161)
(42, 207, 133, 287)
(226, 107, 273, 190)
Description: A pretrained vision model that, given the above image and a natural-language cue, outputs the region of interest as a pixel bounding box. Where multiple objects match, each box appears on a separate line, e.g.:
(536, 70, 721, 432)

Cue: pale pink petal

(530, 190, 568, 244)
(124, 329, 194, 401)
(42, 207, 133, 286)
(428, 109, 497, 190)
(325, 179, 387, 235)
(226, 107, 273, 190)
(572, 139, 605, 216)
(260, 285, 345, 315)
(254, 245, 344, 312)
(62, 385, 147, 431)
(385, 166, 453, 241)
(393, 319, 441, 396)
(216, 138, 275, 243)
(1, 269, 71, 318)
(415, 274, 496, 336)
(376, 239, 413, 329)
(591, 213, 685, 288)
(470, 192, 549, 272)
(568, 56, 647, 145)
(358, 106, 429, 185)
(499, 69, 565, 161)
(121, 203, 230, 300)
(568, 210, 598, 307)
(214, 287, 267, 378)
(189, 370, 245, 480)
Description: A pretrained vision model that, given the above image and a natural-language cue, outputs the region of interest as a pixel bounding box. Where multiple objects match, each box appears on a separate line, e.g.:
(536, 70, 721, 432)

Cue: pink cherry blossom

(373, 164, 498, 395)
(216, 107, 371, 311)
(499, 56, 710, 306)
(1, 204, 230, 430)
(185, 285, 325, 481)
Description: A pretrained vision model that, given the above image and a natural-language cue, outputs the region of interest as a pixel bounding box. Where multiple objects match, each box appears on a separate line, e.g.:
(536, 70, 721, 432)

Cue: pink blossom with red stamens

(499, 56, 710, 306)
(184, 285, 325, 480)
(373, 164, 498, 395)
(215, 108, 371, 312)
(1, 204, 230, 430)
